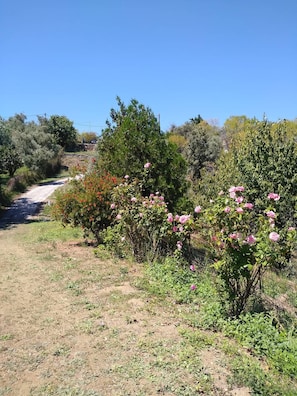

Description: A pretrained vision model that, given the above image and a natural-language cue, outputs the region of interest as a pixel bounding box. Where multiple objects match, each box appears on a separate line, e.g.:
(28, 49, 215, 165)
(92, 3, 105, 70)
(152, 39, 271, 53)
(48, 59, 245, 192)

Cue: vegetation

(2, 98, 297, 394)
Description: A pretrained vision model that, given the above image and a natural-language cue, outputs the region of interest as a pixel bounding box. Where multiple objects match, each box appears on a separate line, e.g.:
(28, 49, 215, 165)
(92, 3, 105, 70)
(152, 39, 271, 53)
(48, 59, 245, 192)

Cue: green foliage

(51, 170, 119, 243)
(233, 120, 297, 229)
(195, 186, 297, 317)
(79, 131, 97, 143)
(223, 312, 297, 378)
(45, 115, 78, 149)
(97, 97, 189, 211)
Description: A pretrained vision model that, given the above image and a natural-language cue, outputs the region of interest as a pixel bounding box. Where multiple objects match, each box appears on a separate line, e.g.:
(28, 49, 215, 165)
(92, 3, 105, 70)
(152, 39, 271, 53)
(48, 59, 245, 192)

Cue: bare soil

(0, 216, 250, 395)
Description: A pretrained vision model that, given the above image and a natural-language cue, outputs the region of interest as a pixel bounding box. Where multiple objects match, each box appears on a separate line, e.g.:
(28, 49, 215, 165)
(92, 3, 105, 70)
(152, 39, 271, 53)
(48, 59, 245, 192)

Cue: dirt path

(0, 179, 68, 229)
(0, 218, 250, 395)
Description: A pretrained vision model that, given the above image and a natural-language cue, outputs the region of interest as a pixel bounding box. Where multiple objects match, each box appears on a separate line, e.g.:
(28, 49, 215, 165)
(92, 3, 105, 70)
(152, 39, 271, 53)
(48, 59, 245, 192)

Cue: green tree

(46, 115, 78, 149)
(97, 97, 189, 211)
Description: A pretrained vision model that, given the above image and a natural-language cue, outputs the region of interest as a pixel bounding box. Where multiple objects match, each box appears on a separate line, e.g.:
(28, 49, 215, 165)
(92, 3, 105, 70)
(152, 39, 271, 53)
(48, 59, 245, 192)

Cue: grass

(1, 214, 297, 395)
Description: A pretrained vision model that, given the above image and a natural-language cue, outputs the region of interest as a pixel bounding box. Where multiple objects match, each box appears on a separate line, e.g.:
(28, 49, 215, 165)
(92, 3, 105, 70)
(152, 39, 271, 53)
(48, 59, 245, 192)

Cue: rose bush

(195, 186, 297, 316)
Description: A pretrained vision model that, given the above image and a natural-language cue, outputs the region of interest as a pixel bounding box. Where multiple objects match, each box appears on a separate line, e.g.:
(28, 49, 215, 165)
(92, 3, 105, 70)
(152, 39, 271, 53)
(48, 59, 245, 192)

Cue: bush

(51, 169, 119, 244)
(195, 186, 297, 317)
(109, 167, 194, 263)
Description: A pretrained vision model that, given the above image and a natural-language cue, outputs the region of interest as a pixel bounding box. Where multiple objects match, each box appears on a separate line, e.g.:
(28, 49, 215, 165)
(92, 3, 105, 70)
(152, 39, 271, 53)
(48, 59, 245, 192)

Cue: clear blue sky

(1, 0, 297, 135)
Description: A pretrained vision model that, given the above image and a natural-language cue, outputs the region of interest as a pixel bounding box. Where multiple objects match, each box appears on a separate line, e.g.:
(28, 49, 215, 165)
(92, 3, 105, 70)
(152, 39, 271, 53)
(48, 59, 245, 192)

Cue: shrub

(51, 170, 119, 244)
(195, 186, 297, 317)
(109, 166, 194, 263)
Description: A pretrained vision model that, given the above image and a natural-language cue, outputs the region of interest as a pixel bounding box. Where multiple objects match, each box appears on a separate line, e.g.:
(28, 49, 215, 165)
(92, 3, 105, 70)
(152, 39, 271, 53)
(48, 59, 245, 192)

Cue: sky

(1, 0, 297, 135)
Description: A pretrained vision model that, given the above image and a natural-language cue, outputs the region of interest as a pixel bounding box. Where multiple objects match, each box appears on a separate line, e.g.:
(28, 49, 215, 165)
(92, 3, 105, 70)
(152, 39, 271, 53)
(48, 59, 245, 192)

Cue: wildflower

(224, 206, 231, 213)
(190, 284, 197, 291)
(267, 192, 280, 201)
(266, 210, 276, 219)
(236, 207, 244, 214)
(269, 232, 280, 242)
(190, 264, 196, 271)
(110, 203, 116, 209)
(244, 202, 253, 209)
(194, 205, 201, 213)
(172, 226, 178, 232)
(144, 162, 151, 169)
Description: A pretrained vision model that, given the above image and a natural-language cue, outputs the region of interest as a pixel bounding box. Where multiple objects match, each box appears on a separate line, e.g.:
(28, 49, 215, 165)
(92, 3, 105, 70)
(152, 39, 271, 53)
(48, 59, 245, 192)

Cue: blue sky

(1, 0, 297, 134)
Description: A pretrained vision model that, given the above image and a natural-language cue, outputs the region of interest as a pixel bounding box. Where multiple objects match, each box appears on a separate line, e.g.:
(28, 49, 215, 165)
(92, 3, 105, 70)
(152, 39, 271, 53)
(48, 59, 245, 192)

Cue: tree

(97, 97, 189, 211)
(46, 115, 78, 149)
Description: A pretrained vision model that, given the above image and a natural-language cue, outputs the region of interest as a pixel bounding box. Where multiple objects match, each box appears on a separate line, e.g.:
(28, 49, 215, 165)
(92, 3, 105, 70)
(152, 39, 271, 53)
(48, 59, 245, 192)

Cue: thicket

(0, 113, 78, 207)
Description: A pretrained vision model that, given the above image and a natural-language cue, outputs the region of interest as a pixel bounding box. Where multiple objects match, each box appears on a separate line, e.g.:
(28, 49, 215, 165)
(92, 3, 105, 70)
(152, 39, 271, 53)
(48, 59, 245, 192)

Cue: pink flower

(110, 203, 116, 209)
(218, 190, 224, 196)
(235, 196, 244, 204)
(116, 214, 122, 220)
(246, 235, 256, 245)
(190, 264, 196, 271)
(139, 212, 143, 217)
(175, 215, 180, 221)
(266, 210, 276, 219)
(179, 214, 191, 224)
(236, 186, 245, 192)
(229, 186, 237, 193)
(224, 206, 231, 213)
(288, 227, 296, 231)
(176, 241, 183, 250)
(194, 205, 201, 213)
(167, 213, 174, 223)
(230, 191, 236, 199)
(144, 162, 151, 169)
(236, 207, 244, 214)
(124, 175, 129, 179)
(190, 284, 197, 291)
(244, 202, 253, 209)
(267, 192, 280, 201)
(179, 226, 184, 232)
(131, 197, 137, 202)
(269, 232, 280, 242)
(172, 226, 178, 232)
(229, 232, 239, 240)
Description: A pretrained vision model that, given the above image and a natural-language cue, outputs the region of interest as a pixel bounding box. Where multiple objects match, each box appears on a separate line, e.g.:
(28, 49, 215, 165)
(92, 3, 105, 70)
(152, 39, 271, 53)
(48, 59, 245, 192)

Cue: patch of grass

(29, 385, 100, 396)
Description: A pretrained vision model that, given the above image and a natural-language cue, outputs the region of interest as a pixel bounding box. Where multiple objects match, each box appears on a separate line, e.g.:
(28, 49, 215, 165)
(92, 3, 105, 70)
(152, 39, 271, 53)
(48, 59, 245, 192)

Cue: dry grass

(0, 218, 251, 396)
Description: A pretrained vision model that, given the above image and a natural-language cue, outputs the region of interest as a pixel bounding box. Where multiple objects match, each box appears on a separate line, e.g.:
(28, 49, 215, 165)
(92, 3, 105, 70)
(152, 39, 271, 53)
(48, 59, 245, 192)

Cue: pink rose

(179, 214, 191, 224)
(246, 235, 256, 245)
(269, 232, 280, 242)
(235, 196, 244, 204)
(266, 210, 276, 219)
(267, 192, 280, 201)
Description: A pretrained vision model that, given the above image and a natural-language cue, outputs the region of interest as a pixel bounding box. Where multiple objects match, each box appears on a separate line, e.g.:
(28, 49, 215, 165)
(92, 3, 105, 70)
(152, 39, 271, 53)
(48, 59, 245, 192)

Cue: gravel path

(0, 178, 68, 228)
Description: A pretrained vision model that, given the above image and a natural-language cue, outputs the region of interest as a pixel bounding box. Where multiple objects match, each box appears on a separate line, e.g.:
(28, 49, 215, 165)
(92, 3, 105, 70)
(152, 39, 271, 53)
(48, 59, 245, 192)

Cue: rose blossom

(269, 232, 280, 242)
(267, 192, 280, 201)
(246, 235, 256, 245)
(266, 210, 276, 219)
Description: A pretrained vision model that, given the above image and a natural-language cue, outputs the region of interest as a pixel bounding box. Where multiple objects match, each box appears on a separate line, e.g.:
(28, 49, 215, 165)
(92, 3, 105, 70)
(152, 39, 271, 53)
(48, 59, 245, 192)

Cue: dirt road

(0, 178, 68, 228)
